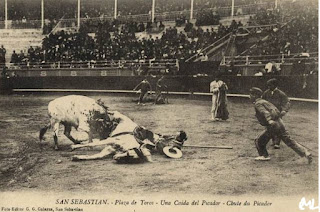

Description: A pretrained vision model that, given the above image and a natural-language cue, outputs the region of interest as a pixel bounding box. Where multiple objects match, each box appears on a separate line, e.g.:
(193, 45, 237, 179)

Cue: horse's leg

(72, 146, 115, 161)
(71, 137, 117, 151)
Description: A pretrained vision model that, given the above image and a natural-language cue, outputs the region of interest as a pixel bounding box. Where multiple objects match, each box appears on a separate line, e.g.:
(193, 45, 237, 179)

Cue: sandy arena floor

(0, 93, 318, 197)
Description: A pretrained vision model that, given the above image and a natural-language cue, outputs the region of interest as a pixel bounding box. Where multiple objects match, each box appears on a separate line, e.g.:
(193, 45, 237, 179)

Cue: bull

(39, 95, 116, 150)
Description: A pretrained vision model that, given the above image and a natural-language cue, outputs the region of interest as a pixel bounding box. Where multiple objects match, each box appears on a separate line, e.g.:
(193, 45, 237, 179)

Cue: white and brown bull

(39, 95, 116, 150)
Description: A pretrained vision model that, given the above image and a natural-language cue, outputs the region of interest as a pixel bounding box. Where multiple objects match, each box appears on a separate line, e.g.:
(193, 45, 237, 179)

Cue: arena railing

(221, 52, 318, 65)
(142, 3, 273, 22)
(0, 19, 43, 29)
(6, 59, 178, 70)
(0, 2, 274, 30)
(155, 11, 190, 22)
(47, 18, 65, 35)
(0, 21, 4, 29)
(185, 32, 232, 62)
(56, 19, 79, 29)
(171, 24, 280, 63)
(216, 2, 274, 17)
(237, 24, 278, 35)
(95, 2, 274, 23)
(236, 18, 294, 57)
(109, 2, 274, 22)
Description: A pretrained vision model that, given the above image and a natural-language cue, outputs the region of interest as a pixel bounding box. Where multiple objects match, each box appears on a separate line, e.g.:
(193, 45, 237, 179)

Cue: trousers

(255, 119, 309, 157)
(272, 135, 281, 145)
(139, 90, 148, 103)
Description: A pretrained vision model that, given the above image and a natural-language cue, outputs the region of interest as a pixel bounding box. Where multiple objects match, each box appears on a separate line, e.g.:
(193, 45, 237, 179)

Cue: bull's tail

(39, 123, 51, 142)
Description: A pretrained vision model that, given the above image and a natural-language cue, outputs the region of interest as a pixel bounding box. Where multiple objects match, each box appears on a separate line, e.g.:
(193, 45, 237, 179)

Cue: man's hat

(162, 146, 183, 159)
(267, 78, 278, 86)
(249, 87, 263, 96)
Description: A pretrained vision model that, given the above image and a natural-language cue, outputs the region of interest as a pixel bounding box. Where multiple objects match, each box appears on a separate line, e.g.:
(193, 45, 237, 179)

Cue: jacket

(254, 98, 280, 126)
(262, 88, 290, 112)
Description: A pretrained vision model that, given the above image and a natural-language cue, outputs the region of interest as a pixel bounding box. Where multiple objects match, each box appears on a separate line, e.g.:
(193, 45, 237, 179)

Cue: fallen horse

(71, 110, 188, 163)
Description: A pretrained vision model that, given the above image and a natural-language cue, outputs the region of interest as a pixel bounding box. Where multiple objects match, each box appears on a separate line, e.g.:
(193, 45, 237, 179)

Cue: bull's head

(88, 110, 116, 140)
(94, 112, 121, 140)
(94, 118, 112, 140)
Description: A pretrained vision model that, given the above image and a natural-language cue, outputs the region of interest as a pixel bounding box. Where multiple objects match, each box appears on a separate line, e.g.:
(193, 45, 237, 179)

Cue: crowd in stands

(2, 0, 318, 74)
(10, 47, 43, 68)
(195, 9, 220, 26)
(8, 17, 240, 68)
(247, 8, 281, 26)
(246, 1, 318, 56)
(79, 18, 166, 34)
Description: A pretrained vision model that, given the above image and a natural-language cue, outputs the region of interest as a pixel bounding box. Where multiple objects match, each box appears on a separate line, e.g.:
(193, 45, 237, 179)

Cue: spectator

(199, 53, 208, 61)
(10, 51, 19, 65)
(291, 59, 306, 76)
(184, 20, 193, 33)
(264, 61, 273, 74)
(0, 45, 6, 68)
(18, 50, 25, 62)
(138, 22, 145, 32)
(159, 21, 165, 31)
(309, 60, 318, 75)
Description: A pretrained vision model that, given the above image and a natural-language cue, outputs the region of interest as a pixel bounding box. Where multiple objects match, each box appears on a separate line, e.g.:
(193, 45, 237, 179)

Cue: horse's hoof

(71, 156, 81, 161)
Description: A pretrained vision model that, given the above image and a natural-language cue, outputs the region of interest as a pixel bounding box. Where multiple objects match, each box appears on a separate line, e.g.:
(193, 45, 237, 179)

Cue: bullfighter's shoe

(254, 156, 271, 161)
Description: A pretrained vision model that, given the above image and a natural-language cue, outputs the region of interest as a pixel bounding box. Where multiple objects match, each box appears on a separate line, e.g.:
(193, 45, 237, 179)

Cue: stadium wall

(1, 73, 317, 99)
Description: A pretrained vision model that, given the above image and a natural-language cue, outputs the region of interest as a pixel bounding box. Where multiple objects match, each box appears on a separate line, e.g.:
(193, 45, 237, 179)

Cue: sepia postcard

(0, 0, 318, 211)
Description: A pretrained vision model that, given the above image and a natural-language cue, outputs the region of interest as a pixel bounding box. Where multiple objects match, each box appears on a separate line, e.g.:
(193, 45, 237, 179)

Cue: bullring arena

(0, 93, 317, 196)
(0, 0, 318, 211)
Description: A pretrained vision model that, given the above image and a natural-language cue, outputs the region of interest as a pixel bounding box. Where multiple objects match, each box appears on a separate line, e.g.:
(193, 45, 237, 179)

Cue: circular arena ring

(0, 93, 317, 197)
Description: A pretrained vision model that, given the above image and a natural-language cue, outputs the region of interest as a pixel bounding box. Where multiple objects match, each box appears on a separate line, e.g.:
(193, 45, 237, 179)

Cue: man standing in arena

(133, 78, 152, 105)
(210, 75, 229, 121)
(249, 87, 312, 164)
(262, 78, 290, 149)
(154, 75, 167, 104)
